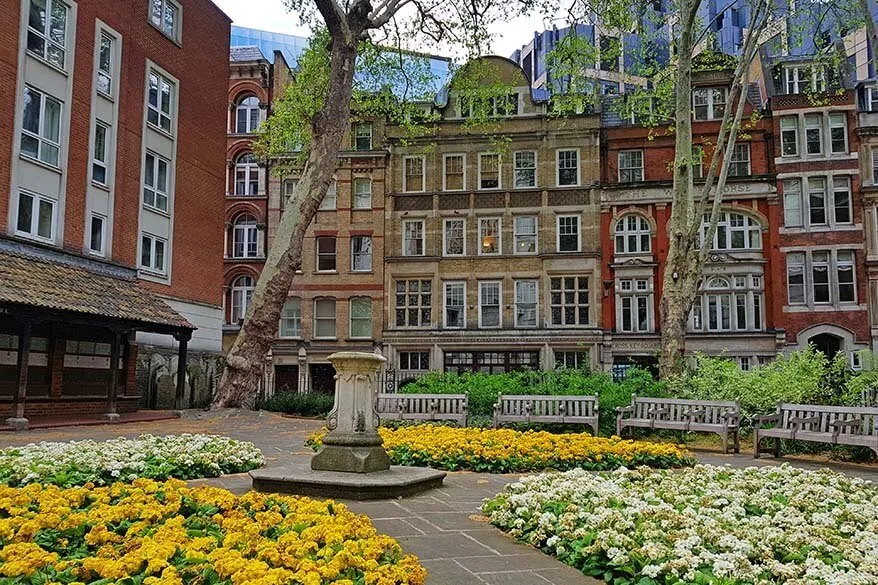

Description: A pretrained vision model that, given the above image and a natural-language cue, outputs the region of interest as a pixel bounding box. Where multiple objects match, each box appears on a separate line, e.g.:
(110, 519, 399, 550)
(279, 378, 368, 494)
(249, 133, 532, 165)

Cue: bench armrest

(719, 411, 739, 420)
(789, 415, 820, 426)
(616, 405, 634, 415)
(683, 408, 706, 418)
(647, 407, 668, 417)
(829, 417, 861, 428)
(753, 413, 779, 426)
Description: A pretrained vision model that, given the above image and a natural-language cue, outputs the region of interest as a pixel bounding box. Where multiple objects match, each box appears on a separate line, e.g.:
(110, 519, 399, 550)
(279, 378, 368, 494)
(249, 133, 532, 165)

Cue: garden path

(3, 409, 878, 584)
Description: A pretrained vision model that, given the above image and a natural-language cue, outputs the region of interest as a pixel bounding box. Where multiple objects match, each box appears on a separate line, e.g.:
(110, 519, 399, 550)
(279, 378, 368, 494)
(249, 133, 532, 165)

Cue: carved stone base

(310, 443, 391, 473)
(252, 464, 445, 500)
(4, 417, 28, 431)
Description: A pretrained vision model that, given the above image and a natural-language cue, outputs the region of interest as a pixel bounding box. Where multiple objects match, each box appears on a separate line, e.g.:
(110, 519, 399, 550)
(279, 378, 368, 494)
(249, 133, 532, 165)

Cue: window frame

(318, 180, 337, 210)
(442, 153, 466, 191)
(349, 297, 373, 339)
(96, 31, 114, 96)
(313, 298, 337, 339)
(804, 114, 823, 155)
(780, 116, 798, 157)
(478, 153, 501, 190)
(692, 87, 726, 121)
(235, 96, 261, 134)
(728, 143, 750, 177)
(143, 151, 170, 212)
(229, 276, 255, 324)
(550, 276, 589, 326)
(556, 215, 581, 253)
(88, 213, 106, 256)
(352, 178, 372, 209)
(26, 0, 68, 69)
(149, 0, 181, 42)
(513, 215, 538, 255)
(350, 235, 372, 272)
(146, 70, 174, 134)
(478, 217, 501, 256)
(513, 150, 537, 188)
(20, 86, 62, 167)
(315, 236, 337, 272)
(394, 279, 432, 328)
(614, 213, 651, 254)
(829, 112, 848, 154)
(443, 281, 466, 329)
(556, 148, 580, 187)
(477, 281, 502, 329)
(702, 211, 761, 251)
(403, 155, 425, 193)
(618, 149, 644, 183)
(402, 219, 425, 256)
(443, 217, 466, 257)
(352, 121, 373, 151)
(139, 233, 167, 275)
(15, 190, 56, 243)
(92, 121, 109, 186)
(514, 279, 538, 328)
(617, 278, 652, 333)
(231, 214, 259, 259)
(279, 297, 302, 338)
(234, 153, 259, 196)
(783, 179, 803, 227)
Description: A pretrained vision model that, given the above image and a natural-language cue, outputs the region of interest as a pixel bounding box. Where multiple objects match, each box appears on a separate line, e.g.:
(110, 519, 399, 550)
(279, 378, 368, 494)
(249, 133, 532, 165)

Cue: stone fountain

(250, 351, 446, 499)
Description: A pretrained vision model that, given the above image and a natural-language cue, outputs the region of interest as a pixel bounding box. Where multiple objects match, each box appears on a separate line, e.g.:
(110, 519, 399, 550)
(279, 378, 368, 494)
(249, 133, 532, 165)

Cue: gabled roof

(230, 46, 266, 63)
(0, 243, 194, 332)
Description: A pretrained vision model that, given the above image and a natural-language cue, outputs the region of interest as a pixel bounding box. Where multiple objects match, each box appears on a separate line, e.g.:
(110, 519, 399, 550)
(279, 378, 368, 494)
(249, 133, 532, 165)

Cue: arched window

(614, 214, 651, 253)
(230, 276, 255, 324)
(235, 95, 261, 134)
(235, 153, 259, 196)
(701, 212, 761, 250)
(232, 214, 259, 258)
(690, 274, 764, 332)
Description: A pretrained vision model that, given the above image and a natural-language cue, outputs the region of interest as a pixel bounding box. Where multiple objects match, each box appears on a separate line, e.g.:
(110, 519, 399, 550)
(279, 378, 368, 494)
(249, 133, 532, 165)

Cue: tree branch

(315, 0, 350, 38)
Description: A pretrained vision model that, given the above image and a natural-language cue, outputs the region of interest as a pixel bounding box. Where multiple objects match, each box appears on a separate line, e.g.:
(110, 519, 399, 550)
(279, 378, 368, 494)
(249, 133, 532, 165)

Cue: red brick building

(599, 67, 782, 372)
(0, 0, 229, 426)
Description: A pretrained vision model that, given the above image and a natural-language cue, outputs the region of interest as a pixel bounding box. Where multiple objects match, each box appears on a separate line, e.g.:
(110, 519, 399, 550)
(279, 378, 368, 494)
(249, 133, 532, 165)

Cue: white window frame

(513, 150, 537, 188)
(353, 178, 372, 209)
(692, 87, 726, 121)
(150, 0, 181, 41)
(230, 276, 254, 324)
(143, 151, 170, 212)
(618, 279, 652, 333)
(780, 116, 798, 157)
(96, 31, 114, 96)
(402, 219, 425, 256)
(784, 66, 824, 94)
(513, 215, 538, 255)
(395, 279, 432, 328)
(618, 150, 644, 182)
(443, 218, 465, 257)
(232, 215, 259, 259)
(235, 96, 261, 134)
(837, 250, 856, 303)
(349, 297, 372, 339)
(829, 113, 848, 154)
(351, 235, 372, 272)
(442, 153, 466, 191)
(353, 122, 373, 151)
(478, 153, 501, 190)
(88, 213, 106, 256)
(514, 280, 538, 328)
(478, 281, 502, 329)
(783, 179, 803, 227)
(804, 114, 823, 155)
(140, 233, 167, 275)
(403, 156, 425, 193)
(478, 217, 501, 255)
(26, 0, 68, 69)
(556, 215, 581, 253)
(443, 281, 466, 329)
(21, 86, 62, 167)
(832, 177, 852, 224)
(556, 149, 580, 187)
(550, 276, 589, 326)
(146, 70, 174, 134)
(313, 298, 337, 339)
(15, 190, 56, 243)
(808, 177, 828, 226)
(868, 87, 878, 113)
(92, 121, 109, 186)
(279, 298, 302, 338)
(315, 236, 337, 272)
(787, 252, 806, 305)
(728, 143, 750, 176)
(319, 180, 337, 210)
(614, 214, 651, 254)
(234, 153, 259, 196)
(701, 211, 761, 250)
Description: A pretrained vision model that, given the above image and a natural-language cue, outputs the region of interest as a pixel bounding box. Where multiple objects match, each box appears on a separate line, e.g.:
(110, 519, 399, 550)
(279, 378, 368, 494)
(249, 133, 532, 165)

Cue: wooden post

(7, 321, 31, 430)
(104, 330, 122, 421)
(174, 330, 191, 411)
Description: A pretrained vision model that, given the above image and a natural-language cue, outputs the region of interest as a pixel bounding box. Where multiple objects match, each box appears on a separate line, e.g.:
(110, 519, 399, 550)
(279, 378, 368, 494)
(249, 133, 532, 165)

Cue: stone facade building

(0, 0, 230, 424)
(382, 57, 604, 376)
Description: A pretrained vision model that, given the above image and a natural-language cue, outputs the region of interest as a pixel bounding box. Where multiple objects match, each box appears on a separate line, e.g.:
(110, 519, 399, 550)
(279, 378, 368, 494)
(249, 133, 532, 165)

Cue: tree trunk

(658, 0, 698, 379)
(213, 35, 361, 408)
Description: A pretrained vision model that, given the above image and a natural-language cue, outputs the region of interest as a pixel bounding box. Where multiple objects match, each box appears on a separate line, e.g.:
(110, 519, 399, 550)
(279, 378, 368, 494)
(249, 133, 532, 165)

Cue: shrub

(258, 391, 335, 417)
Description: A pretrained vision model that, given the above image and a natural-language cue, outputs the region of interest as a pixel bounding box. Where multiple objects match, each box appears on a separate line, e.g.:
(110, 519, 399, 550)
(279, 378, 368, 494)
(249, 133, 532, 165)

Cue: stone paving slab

(4, 409, 878, 585)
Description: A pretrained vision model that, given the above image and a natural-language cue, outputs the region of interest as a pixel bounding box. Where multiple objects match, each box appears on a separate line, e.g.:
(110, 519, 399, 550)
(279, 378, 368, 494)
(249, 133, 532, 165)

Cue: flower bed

(0, 478, 425, 585)
(483, 465, 878, 584)
(307, 426, 693, 472)
(0, 434, 264, 487)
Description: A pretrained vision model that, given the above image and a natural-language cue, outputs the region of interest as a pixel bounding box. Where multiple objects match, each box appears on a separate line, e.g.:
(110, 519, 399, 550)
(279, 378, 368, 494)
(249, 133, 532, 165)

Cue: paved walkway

(3, 409, 878, 584)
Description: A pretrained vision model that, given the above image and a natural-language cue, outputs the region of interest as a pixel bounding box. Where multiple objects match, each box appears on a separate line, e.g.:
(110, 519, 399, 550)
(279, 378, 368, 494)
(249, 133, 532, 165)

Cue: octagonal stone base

(250, 464, 446, 500)
(311, 443, 392, 474)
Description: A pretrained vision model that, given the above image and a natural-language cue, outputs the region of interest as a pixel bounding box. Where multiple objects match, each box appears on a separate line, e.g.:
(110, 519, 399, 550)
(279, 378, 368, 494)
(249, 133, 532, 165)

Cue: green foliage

(258, 391, 335, 417)
(400, 368, 664, 436)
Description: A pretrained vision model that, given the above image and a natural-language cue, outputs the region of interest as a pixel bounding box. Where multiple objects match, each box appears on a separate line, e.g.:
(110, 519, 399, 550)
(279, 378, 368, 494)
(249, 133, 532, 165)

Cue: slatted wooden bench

(374, 393, 468, 426)
(862, 387, 878, 408)
(754, 403, 878, 458)
(492, 394, 599, 435)
(616, 395, 741, 453)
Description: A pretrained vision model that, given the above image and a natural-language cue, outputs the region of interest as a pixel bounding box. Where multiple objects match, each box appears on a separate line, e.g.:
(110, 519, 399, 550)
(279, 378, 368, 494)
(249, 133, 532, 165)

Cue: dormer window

(693, 87, 726, 121)
(460, 93, 519, 118)
(784, 65, 826, 94)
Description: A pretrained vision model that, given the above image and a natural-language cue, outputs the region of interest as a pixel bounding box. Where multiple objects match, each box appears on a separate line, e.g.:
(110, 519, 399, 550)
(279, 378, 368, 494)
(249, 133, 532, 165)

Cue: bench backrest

(497, 394, 598, 418)
(375, 393, 467, 415)
(776, 403, 878, 437)
(631, 396, 739, 423)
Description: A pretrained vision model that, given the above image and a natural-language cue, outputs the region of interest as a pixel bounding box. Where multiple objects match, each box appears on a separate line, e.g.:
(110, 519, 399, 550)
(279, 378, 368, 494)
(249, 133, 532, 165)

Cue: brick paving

(3, 409, 878, 584)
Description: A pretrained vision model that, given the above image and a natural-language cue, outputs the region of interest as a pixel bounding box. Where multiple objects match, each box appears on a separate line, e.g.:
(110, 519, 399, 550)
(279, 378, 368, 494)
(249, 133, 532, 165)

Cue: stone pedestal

(311, 352, 391, 473)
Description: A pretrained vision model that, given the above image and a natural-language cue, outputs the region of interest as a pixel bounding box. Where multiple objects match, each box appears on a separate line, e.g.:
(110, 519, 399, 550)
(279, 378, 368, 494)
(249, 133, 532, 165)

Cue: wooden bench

(492, 394, 599, 434)
(754, 403, 878, 458)
(374, 393, 468, 426)
(616, 395, 740, 453)
(862, 386, 878, 408)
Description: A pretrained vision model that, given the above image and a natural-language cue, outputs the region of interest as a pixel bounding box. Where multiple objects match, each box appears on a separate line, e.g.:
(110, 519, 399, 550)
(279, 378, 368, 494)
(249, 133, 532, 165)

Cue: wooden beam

(7, 320, 31, 429)
(104, 330, 123, 421)
(174, 330, 192, 411)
